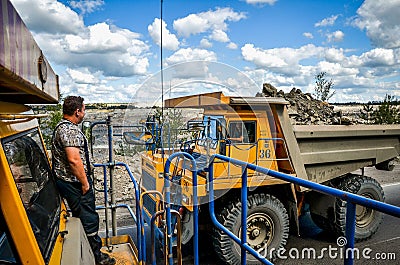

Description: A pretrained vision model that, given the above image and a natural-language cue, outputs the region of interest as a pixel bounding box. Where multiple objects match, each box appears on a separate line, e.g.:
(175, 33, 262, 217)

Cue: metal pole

(102, 165, 110, 247)
(192, 166, 199, 265)
(241, 166, 248, 265)
(344, 202, 356, 265)
(107, 115, 117, 236)
(164, 173, 173, 265)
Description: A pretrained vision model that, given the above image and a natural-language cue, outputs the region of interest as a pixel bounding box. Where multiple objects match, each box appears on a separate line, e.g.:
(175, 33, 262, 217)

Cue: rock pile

(256, 83, 343, 125)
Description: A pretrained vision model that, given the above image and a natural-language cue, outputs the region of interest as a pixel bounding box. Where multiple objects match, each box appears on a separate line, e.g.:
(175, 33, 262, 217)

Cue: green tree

(314, 71, 335, 102)
(372, 94, 400, 124)
(150, 107, 188, 147)
(359, 103, 374, 124)
(40, 96, 63, 148)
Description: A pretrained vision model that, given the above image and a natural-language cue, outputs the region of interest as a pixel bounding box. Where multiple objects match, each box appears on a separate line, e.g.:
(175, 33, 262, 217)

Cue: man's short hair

(63, 96, 84, 115)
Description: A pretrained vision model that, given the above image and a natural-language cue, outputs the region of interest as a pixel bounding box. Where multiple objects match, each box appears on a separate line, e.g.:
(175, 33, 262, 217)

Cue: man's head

(63, 96, 85, 124)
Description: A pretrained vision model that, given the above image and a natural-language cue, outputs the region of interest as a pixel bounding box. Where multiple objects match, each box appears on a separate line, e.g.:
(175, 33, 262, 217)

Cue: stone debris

(256, 83, 345, 125)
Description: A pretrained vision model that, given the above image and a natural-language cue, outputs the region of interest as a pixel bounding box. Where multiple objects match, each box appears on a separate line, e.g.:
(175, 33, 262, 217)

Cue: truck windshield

(197, 116, 226, 148)
(201, 115, 226, 139)
(2, 129, 61, 262)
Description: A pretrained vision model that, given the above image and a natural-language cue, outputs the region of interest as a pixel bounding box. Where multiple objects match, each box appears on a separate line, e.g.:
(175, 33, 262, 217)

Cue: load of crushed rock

(256, 83, 345, 125)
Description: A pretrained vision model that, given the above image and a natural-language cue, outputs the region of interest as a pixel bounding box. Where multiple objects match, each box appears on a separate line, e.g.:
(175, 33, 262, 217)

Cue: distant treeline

(85, 103, 138, 110)
(333, 100, 400, 106)
(32, 103, 139, 111)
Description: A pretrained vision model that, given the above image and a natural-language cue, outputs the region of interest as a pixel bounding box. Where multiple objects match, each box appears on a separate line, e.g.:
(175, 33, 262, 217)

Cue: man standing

(52, 96, 115, 265)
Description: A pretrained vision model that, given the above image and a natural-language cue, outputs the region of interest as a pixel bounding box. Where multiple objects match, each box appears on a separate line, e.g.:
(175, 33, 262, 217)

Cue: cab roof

(0, 0, 59, 104)
(164, 92, 288, 109)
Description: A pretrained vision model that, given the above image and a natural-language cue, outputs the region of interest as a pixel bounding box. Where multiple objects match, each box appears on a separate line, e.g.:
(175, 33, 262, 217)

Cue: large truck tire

(334, 175, 385, 241)
(213, 193, 289, 264)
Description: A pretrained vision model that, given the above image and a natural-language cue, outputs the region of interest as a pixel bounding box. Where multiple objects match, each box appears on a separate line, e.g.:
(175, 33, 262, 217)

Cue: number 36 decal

(259, 149, 271, 159)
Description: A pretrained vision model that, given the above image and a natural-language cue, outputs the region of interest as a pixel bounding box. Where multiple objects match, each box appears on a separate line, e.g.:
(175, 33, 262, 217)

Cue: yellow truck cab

(0, 102, 64, 265)
(0, 2, 139, 264)
(0, 1, 65, 263)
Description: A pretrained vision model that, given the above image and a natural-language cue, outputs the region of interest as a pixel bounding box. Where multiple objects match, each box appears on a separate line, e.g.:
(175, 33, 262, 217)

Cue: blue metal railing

(164, 152, 199, 265)
(93, 162, 145, 263)
(207, 153, 400, 265)
(88, 117, 190, 264)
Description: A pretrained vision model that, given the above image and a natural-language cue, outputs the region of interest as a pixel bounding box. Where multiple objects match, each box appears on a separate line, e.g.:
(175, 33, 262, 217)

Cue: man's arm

(65, 146, 90, 194)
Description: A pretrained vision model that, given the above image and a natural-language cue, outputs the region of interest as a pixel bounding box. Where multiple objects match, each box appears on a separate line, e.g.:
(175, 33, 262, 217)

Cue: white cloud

(227, 42, 238, 49)
(241, 42, 400, 102)
(241, 43, 325, 75)
(11, 0, 84, 34)
(303, 32, 314, 39)
(166, 48, 217, 65)
(352, 0, 400, 48)
(359, 48, 395, 67)
(60, 72, 143, 103)
(327, 30, 344, 43)
(148, 18, 180, 51)
(173, 7, 246, 42)
(70, 0, 104, 14)
(317, 61, 358, 76)
(242, 43, 397, 76)
(245, 0, 277, 5)
(26, 26, 149, 78)
(210, 29, 229, 42)
(315, 15, 339, 27)
(241, 44, 287, 68)
(12, 1, 150, 78)
(66, 68, 100, 84)
(173, 14, 209, 37)
(344, 48, 397, 69)
(200, 38, 213, 48)
(324, 48, 346, 62)
(65, 23, 136, 53)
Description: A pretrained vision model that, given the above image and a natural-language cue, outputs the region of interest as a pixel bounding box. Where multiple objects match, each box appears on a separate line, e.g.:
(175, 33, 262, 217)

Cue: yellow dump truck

(136, 92, 400, 264)
(0, 1, 141, 264)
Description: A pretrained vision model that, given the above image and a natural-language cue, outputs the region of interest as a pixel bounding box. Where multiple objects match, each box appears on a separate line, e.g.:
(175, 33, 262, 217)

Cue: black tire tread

(212, 193, 289, 264)
(334, 174, 385, 242)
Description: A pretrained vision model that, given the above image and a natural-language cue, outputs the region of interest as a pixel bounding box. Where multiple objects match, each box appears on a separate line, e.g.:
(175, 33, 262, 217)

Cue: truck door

(227, 121, 257, 175)
(2, 130, 61, 263)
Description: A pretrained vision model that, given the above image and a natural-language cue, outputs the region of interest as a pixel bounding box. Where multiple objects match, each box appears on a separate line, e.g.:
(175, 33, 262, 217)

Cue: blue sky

(11, 0, 400, 104)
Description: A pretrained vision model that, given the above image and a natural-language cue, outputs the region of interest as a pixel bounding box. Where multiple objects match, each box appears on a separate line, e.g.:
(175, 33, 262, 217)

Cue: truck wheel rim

(239, 213, 274, 252)
(356, 193, 374, 228)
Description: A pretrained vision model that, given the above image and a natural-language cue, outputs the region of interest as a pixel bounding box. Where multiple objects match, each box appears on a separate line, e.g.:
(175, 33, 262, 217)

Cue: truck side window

(229, 122, 243, 143)
(228, 121, 256, 144)
(2, 130, 61, 262)
(244, 121, 256, 143)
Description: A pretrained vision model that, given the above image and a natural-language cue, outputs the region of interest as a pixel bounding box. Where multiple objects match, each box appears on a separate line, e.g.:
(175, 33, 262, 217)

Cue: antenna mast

(160, 0, 164, 122)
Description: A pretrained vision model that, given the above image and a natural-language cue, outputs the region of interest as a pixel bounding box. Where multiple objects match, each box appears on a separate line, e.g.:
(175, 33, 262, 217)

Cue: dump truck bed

(293, 125, 400, 183)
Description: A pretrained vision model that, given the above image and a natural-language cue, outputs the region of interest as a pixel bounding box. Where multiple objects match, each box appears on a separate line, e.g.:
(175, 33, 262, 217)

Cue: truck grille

(142, 193, 157, 219)
(142, 169, 156, 191)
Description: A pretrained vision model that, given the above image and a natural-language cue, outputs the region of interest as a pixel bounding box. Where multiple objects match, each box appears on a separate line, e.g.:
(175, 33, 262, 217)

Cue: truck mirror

(187, 120, 205, 132)
(123, 131, 154, 145)
(82, 121, 91, 131)
(81, 121, 92, 139)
